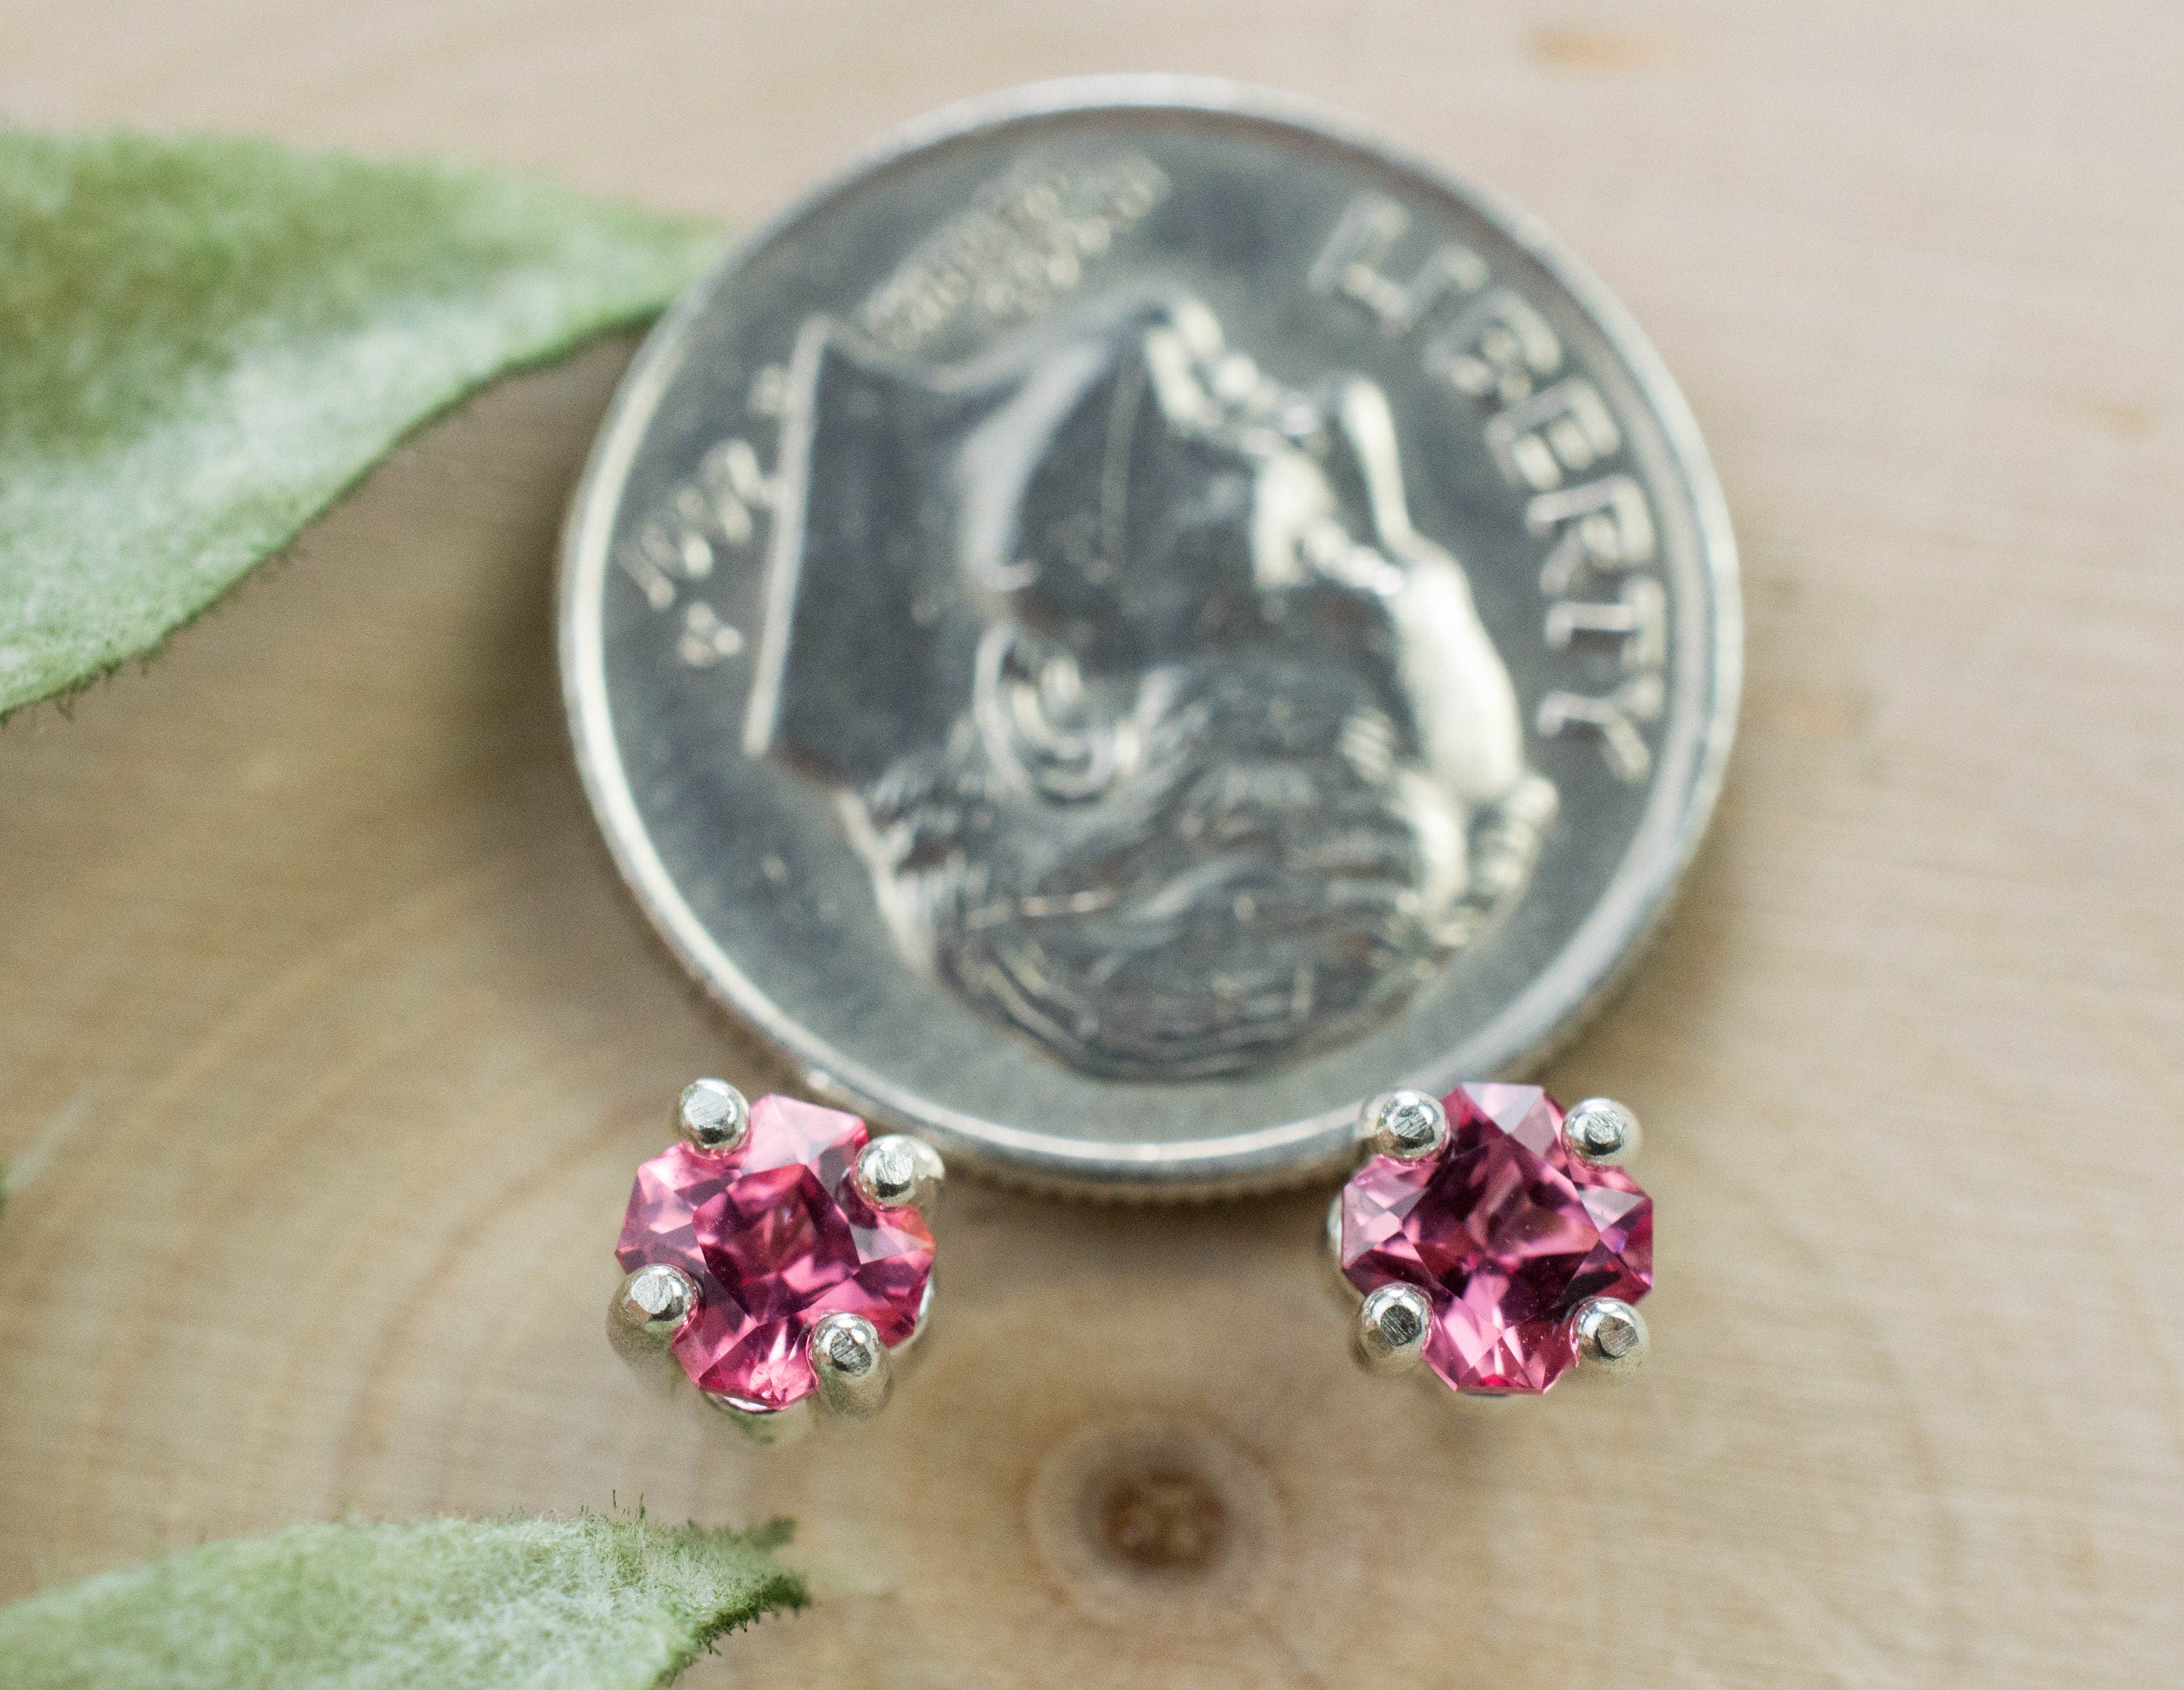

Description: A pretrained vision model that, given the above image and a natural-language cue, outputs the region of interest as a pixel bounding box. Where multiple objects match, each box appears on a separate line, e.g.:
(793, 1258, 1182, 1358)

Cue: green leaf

(0, 129, 721, 719)
(0, 1515, 804, 1690)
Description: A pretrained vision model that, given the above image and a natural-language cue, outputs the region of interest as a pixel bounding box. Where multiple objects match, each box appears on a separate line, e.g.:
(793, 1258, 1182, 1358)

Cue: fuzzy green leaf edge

(0, 128, 721, 722)
(0, 1515, 806, 1690)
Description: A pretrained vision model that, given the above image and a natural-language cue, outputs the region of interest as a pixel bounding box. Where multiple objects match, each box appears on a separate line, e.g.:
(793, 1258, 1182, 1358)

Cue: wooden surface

(3, 5, 2180, 1684)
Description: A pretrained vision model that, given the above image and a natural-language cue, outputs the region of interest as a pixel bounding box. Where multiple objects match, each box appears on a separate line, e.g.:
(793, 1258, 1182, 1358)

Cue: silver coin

(560, 78, 1739, 1196)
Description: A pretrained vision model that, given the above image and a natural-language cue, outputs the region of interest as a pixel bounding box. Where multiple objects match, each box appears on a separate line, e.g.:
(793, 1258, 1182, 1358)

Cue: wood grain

(1, 4, 2179, 1684)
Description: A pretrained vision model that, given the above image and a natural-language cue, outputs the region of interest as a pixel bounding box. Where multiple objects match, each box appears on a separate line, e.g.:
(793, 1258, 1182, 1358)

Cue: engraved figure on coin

(743, 289, 1556, 1080)
(1312, 191, 1671, 782)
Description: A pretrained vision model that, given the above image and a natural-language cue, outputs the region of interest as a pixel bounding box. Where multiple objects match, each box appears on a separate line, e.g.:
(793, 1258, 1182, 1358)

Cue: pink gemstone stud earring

(609, 1079, 942, 1435)
(1330, 1084, 1653, 1397)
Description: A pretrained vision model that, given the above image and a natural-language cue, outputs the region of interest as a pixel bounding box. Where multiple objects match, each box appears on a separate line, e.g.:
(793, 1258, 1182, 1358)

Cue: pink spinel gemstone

(1340, 1083, 1653, 1395)
(616, 1094, 933, 1410)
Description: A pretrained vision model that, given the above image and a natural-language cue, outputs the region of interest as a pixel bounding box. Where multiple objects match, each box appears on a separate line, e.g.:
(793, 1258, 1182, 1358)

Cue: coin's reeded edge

(558, 75, 1741, 1198)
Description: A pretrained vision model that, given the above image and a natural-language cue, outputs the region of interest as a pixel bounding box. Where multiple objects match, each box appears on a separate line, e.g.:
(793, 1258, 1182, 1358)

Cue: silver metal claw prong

(888, 1274, 936, 1362)
(1570, 1295, 1650, 1378)
(1323, 1190, 1363, 1311)
(852, 1133, 945, 1214)
(607, 1263, 698, 1382)
(1354, 1282, 1433, 1375)
(703, 1391, 810, 1446)
(1562, 1097, 1641, 1166)
(676, 1078, 751, 1155)
(1359, 1089, 1448, 1161)
(808, 1311, 894, 1418)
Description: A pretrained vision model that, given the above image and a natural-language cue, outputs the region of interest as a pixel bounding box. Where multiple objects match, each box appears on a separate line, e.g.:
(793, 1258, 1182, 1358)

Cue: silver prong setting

(1360, 1089, 1448, 1161)
(607, 1263, 699, 1381)
(676, 1078, 751, 1155)
(808, 1311, 893, 1418)
(1354, 1282, 1433, 1375)
(852, 1133, 945, 1214)
(611, 1263, 696, 1343)
(1323, 1190, 1365, 1311)
(1570, 1296, 1650, 1378)
(890, 1274, 936, 1358)
(704, 1391, 810, 1445)
(1562, 1097, 1641, 1166)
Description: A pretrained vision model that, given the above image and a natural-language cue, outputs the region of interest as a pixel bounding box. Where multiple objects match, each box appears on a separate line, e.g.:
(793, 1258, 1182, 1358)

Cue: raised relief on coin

(563, 86, 1739, 1189)
(1309, 191, 1671, 783)
(743, 288, 1556, 1079)
(858, 154, 1171, 355)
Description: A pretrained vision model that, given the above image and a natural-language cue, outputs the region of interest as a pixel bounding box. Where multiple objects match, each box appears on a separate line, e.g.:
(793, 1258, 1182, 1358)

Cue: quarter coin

(560, 77, 1739, 1195)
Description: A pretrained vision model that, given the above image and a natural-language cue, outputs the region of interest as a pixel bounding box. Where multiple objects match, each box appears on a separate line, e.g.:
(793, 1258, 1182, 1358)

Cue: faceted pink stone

(1340, 1083, 1652, 1395)
(616, 1094, 933, 1410)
